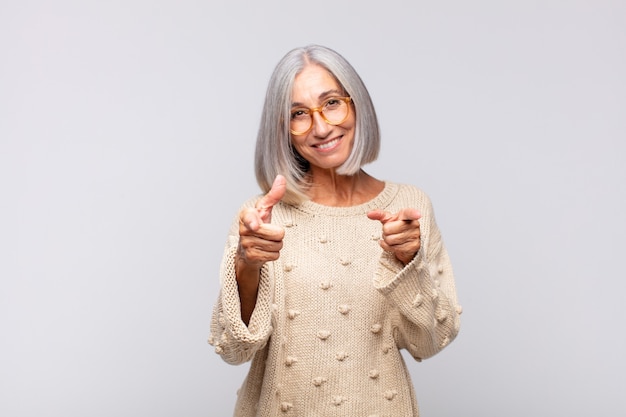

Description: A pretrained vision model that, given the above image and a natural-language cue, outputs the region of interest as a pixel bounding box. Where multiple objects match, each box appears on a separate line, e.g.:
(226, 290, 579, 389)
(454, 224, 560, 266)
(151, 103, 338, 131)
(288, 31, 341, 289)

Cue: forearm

(375, 250, 460, 359)
(209, 244, 274, 365)
(235, 256, 261, 325)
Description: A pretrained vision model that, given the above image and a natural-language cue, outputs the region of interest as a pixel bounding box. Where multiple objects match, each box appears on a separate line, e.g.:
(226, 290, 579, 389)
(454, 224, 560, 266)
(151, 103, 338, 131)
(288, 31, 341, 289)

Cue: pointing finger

(366, 209, 394, 224)
(256, 175, 287, 222)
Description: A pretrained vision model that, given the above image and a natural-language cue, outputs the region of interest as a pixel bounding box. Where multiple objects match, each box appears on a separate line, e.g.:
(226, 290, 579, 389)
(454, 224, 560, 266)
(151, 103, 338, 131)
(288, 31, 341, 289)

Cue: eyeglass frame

(289, 96, 353, 135)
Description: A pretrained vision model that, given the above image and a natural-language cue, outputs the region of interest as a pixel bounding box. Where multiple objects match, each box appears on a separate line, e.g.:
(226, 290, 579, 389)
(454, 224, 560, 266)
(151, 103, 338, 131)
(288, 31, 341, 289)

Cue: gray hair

(254, 44, 380, 204)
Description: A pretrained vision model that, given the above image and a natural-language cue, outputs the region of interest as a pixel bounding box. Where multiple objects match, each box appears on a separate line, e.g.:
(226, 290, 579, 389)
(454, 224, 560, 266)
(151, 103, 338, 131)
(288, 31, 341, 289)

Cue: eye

(324, 98, 342, 109)
(290, 108, 309, 120)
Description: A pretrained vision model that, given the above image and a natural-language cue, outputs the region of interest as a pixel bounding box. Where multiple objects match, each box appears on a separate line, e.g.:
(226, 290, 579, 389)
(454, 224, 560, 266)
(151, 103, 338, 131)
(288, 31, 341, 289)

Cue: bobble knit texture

(209, 182, 461, 417)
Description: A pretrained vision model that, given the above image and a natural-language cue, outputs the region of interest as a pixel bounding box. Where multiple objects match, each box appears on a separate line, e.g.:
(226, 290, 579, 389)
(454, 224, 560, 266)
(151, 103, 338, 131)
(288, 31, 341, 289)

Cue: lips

(314, 137, 341, 150)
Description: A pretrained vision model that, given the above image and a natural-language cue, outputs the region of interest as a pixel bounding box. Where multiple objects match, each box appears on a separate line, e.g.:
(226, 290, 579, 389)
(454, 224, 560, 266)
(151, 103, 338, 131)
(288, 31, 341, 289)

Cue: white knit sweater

(209, 182, 461, 417)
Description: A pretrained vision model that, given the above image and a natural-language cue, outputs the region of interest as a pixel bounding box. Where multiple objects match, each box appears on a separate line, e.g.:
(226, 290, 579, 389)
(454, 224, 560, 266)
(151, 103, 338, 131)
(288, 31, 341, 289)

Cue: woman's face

(290, 64, 355, 172)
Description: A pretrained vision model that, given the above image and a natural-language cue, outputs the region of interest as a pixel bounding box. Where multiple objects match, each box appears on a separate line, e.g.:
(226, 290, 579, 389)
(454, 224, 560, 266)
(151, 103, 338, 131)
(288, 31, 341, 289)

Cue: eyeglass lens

(290, 97, 349, 134)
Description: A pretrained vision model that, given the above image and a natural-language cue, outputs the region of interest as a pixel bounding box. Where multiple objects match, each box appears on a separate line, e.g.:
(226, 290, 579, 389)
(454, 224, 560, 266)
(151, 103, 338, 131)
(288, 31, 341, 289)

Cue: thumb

(256, 175, 287, 223)
(397, 208, 422, 222)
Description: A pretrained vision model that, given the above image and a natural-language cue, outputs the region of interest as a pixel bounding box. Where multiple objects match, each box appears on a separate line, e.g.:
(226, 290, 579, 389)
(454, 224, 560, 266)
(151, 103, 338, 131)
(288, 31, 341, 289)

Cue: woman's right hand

(235, 176, 286, 324)
(236, 175, 287, 270)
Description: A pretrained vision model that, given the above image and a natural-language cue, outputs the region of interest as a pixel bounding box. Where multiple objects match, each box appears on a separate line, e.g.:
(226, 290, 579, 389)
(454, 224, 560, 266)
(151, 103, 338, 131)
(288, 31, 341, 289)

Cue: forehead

(292, 64, 341, 101)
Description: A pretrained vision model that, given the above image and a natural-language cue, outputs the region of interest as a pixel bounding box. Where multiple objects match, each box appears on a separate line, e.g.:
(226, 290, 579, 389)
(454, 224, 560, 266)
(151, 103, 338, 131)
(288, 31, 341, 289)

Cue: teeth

(318, 139, 338, 150)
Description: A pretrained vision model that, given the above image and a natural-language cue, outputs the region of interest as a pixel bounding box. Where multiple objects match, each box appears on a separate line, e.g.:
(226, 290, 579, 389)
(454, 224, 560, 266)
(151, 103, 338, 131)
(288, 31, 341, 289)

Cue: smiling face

(290, 64, 356, 174)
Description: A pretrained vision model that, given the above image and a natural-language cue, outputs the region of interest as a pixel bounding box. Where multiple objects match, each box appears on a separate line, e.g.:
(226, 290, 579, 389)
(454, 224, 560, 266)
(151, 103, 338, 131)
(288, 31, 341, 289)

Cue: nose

(310, 110, 331, 138)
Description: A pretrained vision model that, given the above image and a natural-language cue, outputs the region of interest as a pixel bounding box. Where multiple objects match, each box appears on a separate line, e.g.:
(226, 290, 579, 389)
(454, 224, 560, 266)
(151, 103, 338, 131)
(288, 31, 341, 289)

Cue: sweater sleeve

(373, 192, 462, 361)
(208, 208, 275, 365)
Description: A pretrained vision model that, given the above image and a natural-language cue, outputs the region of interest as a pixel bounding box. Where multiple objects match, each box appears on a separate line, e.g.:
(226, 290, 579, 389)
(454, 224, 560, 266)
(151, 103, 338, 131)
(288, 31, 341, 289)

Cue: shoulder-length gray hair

(254, 44, 380, 204)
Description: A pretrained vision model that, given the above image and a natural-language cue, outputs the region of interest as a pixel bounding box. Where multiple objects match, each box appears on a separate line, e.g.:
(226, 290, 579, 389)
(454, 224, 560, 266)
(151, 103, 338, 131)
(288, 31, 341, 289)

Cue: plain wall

(1, 0, 625, 416)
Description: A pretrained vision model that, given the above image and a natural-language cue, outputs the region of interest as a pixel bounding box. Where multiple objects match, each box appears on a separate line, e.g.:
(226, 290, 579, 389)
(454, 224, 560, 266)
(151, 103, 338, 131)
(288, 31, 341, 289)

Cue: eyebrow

(291, 89, 344, 108)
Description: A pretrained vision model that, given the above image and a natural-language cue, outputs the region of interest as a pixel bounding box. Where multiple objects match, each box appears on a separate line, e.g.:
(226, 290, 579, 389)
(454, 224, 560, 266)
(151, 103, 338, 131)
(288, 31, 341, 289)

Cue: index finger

(366, 209, 394, 223)
(256, 175, 287, 214)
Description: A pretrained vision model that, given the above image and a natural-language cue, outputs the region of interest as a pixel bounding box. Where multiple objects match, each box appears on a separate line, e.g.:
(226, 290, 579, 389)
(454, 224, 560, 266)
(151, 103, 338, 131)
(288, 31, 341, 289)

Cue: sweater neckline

(292, 182, 399, 217)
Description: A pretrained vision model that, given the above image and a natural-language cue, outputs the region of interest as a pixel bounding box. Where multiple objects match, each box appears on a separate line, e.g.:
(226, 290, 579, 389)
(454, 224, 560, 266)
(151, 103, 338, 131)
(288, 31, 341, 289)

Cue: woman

(209, 44, 462, 416)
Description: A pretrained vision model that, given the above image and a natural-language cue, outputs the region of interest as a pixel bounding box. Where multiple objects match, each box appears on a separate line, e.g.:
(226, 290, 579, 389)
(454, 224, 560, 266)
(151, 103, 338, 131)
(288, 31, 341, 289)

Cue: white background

(1, 1, 625, 416)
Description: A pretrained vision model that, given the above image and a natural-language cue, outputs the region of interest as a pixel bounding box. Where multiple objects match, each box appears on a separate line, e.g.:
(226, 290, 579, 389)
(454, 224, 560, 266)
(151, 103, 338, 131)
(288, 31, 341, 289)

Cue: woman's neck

(305, 169, 385, 207)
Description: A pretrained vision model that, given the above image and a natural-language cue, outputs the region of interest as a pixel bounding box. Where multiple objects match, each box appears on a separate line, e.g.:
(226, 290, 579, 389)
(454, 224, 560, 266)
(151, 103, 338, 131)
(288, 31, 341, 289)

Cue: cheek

(290, 136, 307, 152)
(345, 122, 356, 141)
(345, 113, 356, 134)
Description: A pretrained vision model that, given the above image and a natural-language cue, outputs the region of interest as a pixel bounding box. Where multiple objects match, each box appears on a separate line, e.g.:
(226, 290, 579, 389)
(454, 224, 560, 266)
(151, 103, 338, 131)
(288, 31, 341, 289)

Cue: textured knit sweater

(209, 182, 462, 417)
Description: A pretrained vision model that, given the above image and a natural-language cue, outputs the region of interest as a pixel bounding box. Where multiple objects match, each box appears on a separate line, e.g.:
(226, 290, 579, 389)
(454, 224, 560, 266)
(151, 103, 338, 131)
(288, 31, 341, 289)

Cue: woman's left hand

(367, 208, 422, 265)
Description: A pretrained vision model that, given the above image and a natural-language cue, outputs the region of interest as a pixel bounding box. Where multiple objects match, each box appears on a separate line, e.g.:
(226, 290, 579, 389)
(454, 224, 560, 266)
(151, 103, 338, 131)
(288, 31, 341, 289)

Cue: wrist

(235, 256, 261, 292)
